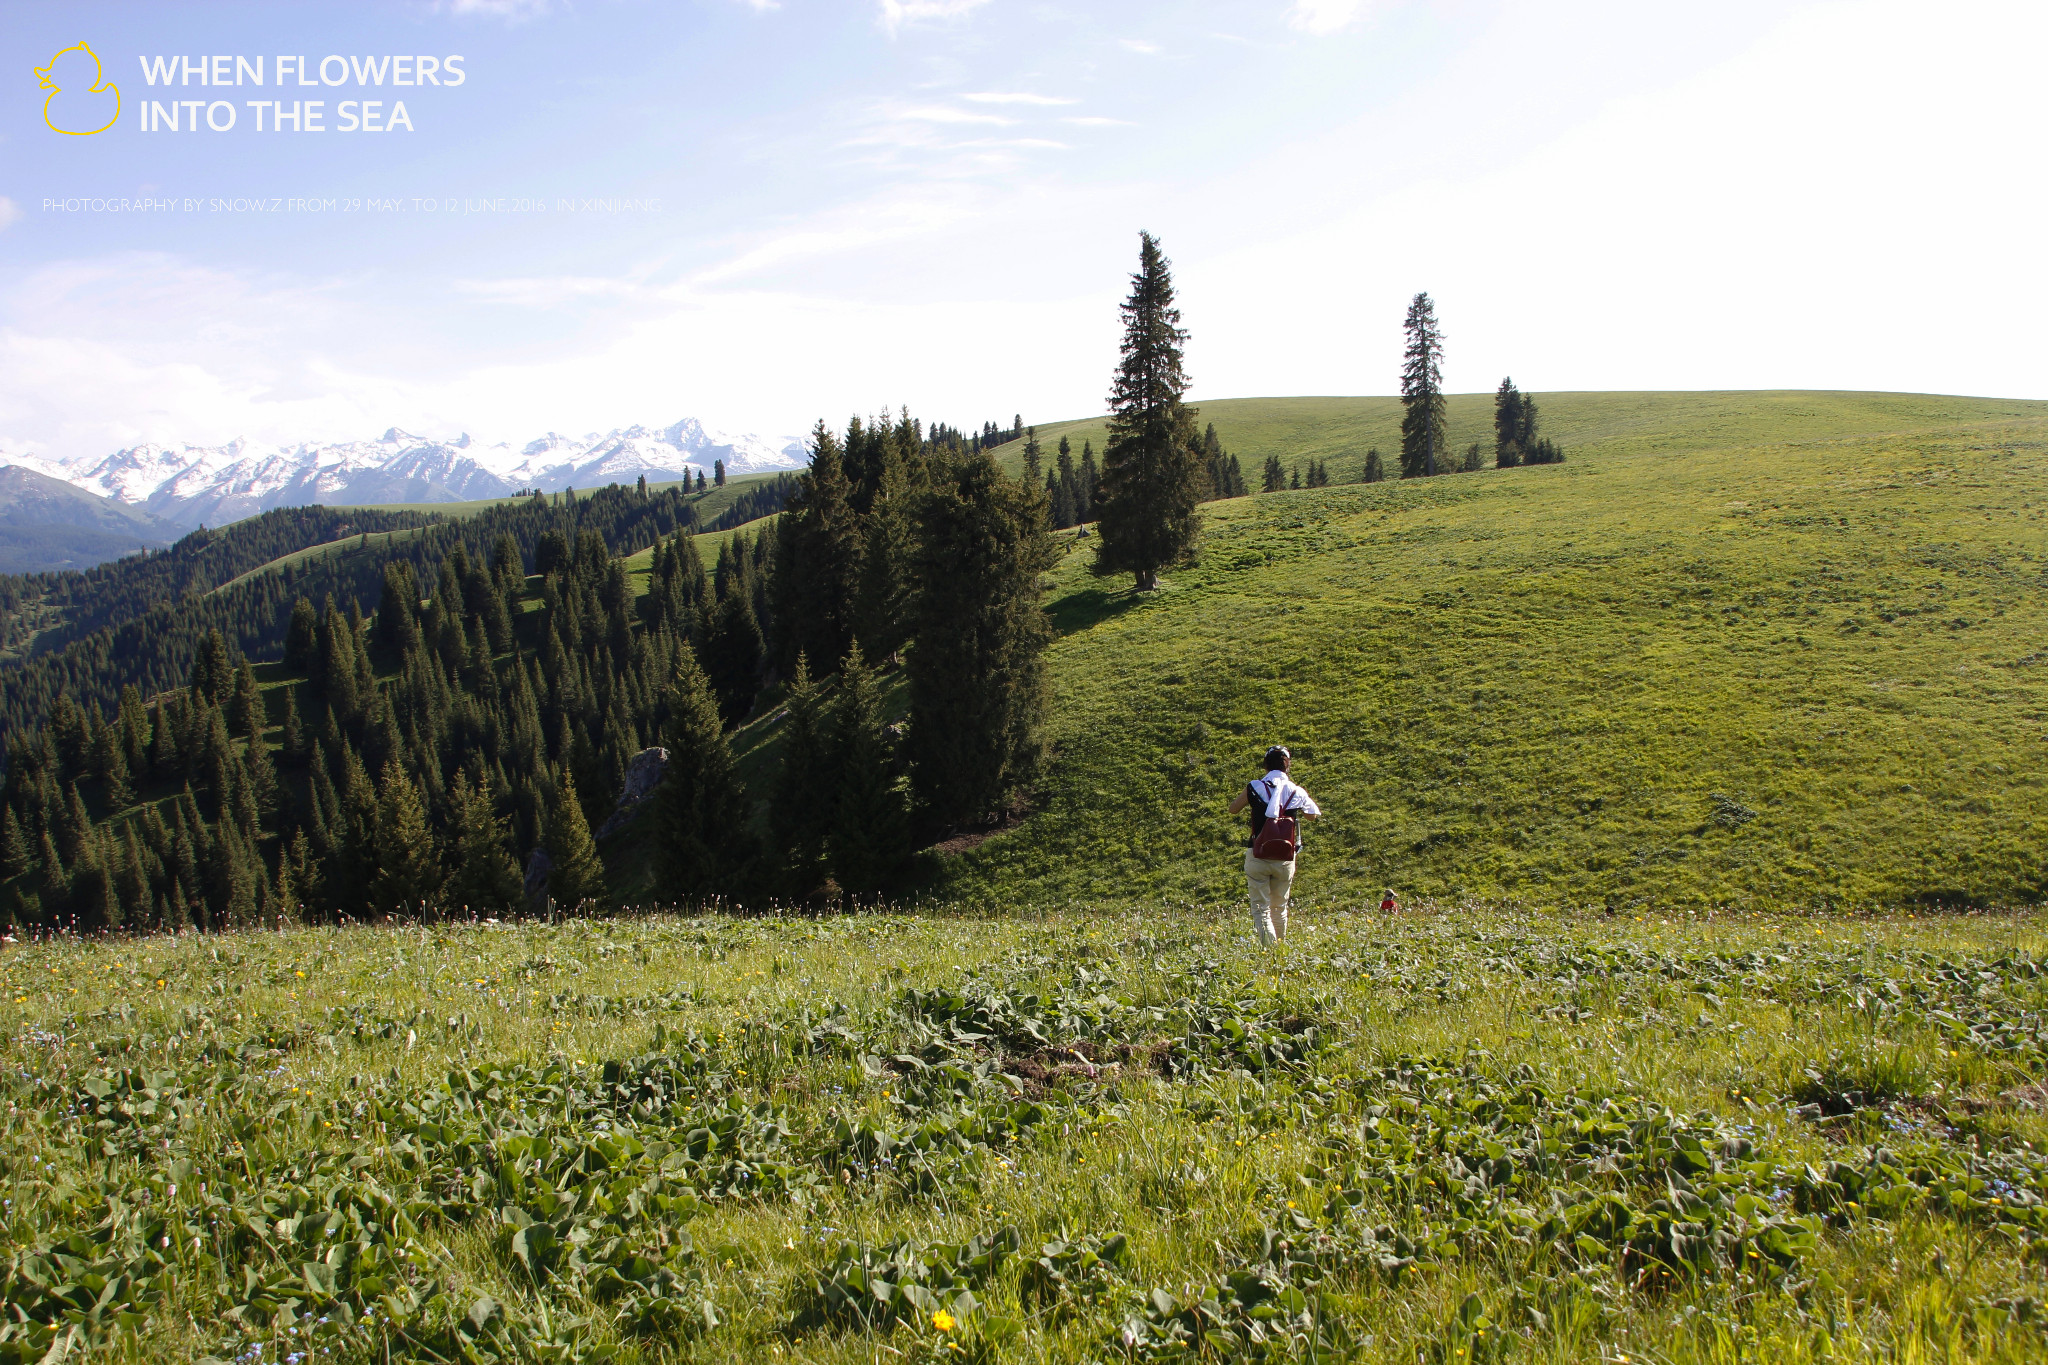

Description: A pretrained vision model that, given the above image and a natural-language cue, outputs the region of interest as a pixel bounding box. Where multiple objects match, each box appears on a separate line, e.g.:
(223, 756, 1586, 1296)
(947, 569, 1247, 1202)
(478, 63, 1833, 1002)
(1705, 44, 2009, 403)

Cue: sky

(0, 0, 2043, 463)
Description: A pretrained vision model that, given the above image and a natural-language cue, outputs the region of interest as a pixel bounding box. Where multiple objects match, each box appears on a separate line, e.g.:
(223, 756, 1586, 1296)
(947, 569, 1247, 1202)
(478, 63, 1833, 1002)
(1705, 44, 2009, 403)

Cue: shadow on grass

(1049, 585, 1148, 636)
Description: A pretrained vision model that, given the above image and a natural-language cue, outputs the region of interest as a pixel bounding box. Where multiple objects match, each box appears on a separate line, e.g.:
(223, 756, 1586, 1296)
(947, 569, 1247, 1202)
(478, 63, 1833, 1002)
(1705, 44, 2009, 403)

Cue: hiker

(1228, 746, 1321, 946)
(1380, 888, 1399, 913)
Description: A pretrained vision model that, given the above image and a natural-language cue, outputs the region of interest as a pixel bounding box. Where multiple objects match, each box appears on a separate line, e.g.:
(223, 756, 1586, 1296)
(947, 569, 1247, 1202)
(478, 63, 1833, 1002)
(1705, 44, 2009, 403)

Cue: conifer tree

(908, 453, 1056, 822)
(1263, 454, 1287, 493)
(1290, 466, 1301, 490)
(285, 598, 319, 670)
(713, 459, 726, 488)
(702, 587, 764, 725)
(1399, 292, 1448, 478)
(767, 654, 832, 895)
(1022, 427, 1043, 487)
(281, 687, 306, 765)
(1493, 377, 1525, 468)
(853, 447, 917, 661)
(1363, 448, 1385, 483)
(90, 717, 133, 810)
(377, 561, 422, 657)
(830, 643, 910, 896)
(36, 831, 68, 923)
(1095, 233, 1204, 591)
(0, 808, 25, 880)
(546, 777, 608, 910)
(191, 629, 234, 707)
(447, 772, 522, 915)
(771, 422, 864, 674)
(650, 651, 747, 900)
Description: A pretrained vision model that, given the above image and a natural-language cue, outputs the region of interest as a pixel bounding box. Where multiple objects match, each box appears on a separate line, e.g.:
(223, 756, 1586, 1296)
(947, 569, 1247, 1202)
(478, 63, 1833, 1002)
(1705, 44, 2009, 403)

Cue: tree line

(0, 479, 796, 747)
(0, 414, 1055, 931)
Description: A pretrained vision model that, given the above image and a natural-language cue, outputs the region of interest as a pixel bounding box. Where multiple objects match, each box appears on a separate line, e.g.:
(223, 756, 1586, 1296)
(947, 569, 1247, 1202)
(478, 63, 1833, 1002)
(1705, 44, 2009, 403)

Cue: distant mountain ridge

(0, 465, 176, 573)
(10, 419, 807, 531)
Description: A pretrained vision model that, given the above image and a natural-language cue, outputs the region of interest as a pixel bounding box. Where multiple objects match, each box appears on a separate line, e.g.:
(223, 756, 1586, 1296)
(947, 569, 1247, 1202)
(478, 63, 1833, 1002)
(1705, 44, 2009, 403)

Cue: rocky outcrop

(596, 747, 668, 840)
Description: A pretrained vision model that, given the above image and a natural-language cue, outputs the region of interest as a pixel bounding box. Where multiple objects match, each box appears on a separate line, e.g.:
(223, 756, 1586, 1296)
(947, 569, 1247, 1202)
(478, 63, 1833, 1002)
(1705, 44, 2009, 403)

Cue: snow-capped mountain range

(1, 420, 807, 531)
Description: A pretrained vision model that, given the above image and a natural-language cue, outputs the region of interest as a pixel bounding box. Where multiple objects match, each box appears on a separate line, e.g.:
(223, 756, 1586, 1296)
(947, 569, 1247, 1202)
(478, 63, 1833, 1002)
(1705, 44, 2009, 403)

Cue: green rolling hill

(920, 389, 2048, 910)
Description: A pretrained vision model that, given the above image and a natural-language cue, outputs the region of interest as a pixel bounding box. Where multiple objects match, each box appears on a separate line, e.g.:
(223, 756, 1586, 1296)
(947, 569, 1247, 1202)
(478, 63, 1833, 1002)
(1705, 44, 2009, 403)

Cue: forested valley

(0, 417, 1056, 933)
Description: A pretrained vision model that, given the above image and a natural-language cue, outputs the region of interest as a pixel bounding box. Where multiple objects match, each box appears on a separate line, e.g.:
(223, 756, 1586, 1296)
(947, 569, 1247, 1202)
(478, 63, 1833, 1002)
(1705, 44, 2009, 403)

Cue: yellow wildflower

(932, 1309, 956, 1332)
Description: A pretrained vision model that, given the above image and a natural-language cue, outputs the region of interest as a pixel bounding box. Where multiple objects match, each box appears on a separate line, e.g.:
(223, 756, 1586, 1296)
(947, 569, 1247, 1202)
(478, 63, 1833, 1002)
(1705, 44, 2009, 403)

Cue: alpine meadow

(0, 198, 2045, 1365)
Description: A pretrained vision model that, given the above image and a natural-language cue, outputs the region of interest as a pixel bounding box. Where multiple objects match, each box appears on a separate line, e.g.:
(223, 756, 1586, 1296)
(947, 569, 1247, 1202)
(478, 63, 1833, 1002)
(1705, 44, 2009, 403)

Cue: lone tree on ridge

(1095, 231, 1204, 591)
(1399, 291, 1447, 478)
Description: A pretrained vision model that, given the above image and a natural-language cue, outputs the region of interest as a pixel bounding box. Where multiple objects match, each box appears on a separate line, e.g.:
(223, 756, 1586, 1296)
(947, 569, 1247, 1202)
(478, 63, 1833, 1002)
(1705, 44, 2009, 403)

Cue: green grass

(7, 906, 2045, 1363)
(341, 470, 787, 524)
(946, 394, 2048, 910)
(1004, 390, 2048, 486)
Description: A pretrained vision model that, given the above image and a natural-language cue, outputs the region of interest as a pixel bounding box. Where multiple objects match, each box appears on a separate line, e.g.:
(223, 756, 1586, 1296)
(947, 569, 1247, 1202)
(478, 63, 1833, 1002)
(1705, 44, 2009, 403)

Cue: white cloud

(874, 102, 1015, 125)
(1286, 0, 1370, 35)
(0, 199, 20, 233)
(1120, 38, 1162, 55)
(878, 0, 991, 33)
(441, 0, 552, 18)
(961, 91, 1077, 105)
(1062, 115, 1134, 127)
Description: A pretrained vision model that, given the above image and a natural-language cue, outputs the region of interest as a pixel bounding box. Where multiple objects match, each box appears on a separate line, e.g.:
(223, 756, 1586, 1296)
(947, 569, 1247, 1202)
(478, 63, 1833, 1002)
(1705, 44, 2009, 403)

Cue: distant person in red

(1227, 745, 1321, 946)
(1379, 888, 1399, 913)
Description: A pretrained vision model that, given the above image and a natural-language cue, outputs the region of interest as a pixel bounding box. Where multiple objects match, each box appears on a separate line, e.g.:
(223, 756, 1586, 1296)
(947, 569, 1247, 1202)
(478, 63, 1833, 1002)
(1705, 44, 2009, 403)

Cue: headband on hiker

(1263, 746, 1290, 771)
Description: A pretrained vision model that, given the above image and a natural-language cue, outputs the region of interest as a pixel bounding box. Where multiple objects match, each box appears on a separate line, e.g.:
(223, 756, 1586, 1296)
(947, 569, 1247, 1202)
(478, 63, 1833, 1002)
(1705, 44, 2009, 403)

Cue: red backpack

(1250, 780, 1299, 861)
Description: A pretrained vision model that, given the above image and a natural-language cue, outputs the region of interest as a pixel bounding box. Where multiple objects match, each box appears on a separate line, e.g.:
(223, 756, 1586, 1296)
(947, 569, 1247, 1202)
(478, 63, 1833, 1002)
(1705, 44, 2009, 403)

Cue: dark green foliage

(0, 807, 25, 880)
(702, 582, 764, 726)
(546, 777, 607, 911)
(772, 423, 864, 676)
(1095, 233, 1204, 592)
(371, 759, 444, 917)
(1201, 424, 1247, 499)
(768, 655, 832, 896)
(377, 561, 422, 657)
(713, 459, 726, 488)
(829, 644, 910, 896)
(1262, 454, 1286, 493)
(1494, 378, 1525, 468)
(1400, 291, 1448, 478)
(651, 651, 747, 901)
(1461, 443, 1484, 473)
(1362, 448, 1385, 482)
(907, 454, 1056, 824)
(0, 483, 700, 745)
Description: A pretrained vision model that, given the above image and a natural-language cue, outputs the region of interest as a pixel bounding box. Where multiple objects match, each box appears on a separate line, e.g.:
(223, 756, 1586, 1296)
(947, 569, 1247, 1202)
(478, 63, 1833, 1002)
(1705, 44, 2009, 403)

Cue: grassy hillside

(10, 906, 2045, 1363)
(946, 393, 2048, 910)
(344, 469, 787, 525)
(1008, 390, 2048, 485)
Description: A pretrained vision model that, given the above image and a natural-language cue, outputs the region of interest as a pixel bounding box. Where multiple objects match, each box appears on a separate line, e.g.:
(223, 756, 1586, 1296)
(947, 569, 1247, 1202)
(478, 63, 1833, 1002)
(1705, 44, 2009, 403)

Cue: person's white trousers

(1244, 851, 1296, 945)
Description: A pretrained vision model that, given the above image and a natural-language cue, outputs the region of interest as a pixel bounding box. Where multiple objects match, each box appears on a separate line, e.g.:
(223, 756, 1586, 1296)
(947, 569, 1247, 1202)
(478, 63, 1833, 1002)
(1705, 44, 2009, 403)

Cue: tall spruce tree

(767, 654, 832, 896)
(1494, 378, 1525, 468)
(1095, 232, 1204, 591)
(370, 759, 444, 917)
(1363, 448, 1385, 483)
(907, 453, 1056, 823)
(650, 650, 749, 900)
(447, 772, 523, 914)
(1399, 291, 1447, 478)
(545, 777, 608, 910)
(829, 643, 910, 896)
(771, 421, 864, 675)
(701, 587, 764, 725)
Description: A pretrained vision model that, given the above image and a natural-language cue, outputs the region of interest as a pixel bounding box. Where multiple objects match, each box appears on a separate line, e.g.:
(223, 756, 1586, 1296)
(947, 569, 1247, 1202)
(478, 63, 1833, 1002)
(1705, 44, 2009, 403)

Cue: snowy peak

(34, 419, 808, 529)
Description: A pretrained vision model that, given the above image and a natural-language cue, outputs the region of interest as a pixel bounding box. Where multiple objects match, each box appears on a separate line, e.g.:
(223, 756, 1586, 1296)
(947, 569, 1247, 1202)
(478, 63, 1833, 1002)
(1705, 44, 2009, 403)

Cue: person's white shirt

(1252, 773, 1321, 819)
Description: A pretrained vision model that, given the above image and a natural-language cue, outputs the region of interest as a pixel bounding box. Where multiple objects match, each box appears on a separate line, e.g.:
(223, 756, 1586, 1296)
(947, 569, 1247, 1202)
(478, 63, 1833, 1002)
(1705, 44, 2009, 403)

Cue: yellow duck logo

(35, 42, 121, 136)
